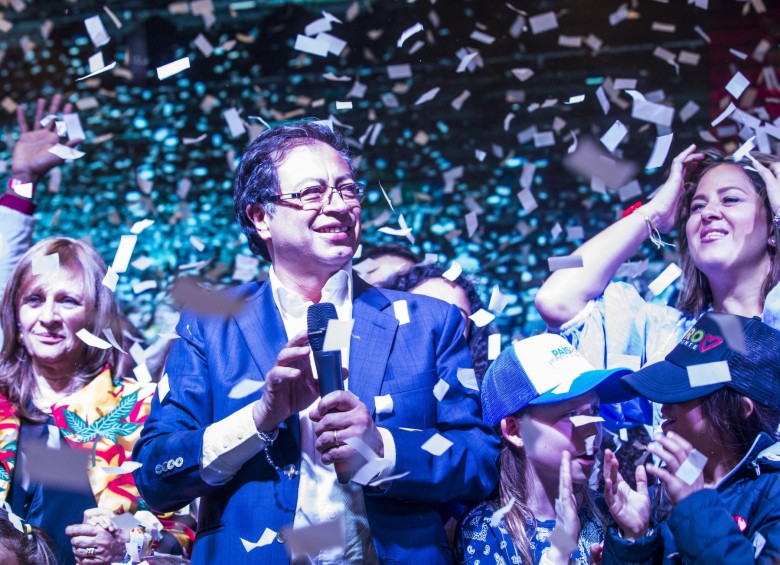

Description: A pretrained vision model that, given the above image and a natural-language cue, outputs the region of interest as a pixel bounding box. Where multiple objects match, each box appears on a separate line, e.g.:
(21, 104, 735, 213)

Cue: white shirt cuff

(200, 403, 266, 485)
(374, 427, 396, 480)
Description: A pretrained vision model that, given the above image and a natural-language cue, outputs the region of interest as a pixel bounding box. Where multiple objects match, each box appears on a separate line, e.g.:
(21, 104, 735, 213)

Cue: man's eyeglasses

(263, 182, 366, 210)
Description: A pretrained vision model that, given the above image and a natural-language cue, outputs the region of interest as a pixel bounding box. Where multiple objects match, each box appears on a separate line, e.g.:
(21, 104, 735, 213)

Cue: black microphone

(307, 303, 351, 484)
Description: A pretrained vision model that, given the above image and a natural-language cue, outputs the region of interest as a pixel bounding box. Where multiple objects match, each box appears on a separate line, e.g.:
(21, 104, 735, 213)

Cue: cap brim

(530, 368, 636, 406)
(621, 360, 726, 404)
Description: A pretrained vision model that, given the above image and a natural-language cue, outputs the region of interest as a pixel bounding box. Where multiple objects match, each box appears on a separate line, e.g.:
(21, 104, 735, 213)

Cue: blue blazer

(133, 276, 499, 564)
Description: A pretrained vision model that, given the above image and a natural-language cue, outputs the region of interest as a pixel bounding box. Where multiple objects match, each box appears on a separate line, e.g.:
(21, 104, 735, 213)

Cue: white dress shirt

(199, 266, 396, 563)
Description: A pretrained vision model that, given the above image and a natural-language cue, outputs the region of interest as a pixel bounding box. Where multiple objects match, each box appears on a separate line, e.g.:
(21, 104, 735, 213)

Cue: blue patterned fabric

(456, 499, 606, 564)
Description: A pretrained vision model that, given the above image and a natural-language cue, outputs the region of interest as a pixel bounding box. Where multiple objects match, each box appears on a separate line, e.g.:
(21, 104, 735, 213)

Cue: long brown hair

(0, 237, 125, 422)
(699, 387, 780, 459)
(675, 149, 780, 316)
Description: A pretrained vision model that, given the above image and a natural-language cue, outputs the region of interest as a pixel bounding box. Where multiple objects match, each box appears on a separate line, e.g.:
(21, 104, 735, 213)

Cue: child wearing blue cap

(601, 313, 780, 564)
(456, 333, 633, 564)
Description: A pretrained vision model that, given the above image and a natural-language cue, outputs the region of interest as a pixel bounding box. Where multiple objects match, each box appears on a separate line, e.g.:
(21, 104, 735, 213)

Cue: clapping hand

(252, 331, 319, 432)
(645, 431, 705, 506)
(603, 448, 651, 541)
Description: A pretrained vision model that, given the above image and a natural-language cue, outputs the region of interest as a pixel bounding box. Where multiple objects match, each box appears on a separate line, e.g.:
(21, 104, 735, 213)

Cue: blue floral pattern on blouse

(456, 499, 606, 564)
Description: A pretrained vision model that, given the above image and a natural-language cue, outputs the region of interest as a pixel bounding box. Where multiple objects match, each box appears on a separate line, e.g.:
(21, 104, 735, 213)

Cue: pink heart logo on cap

(699, 335, 723, 352)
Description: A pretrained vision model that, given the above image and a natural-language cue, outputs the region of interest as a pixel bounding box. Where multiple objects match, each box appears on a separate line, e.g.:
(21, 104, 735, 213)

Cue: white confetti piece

(733, 136, 755, 162)
(686, 361, 732, 388)
(223, 108, 246, 137)
(112, 512, 142, 531)
(451, 89, 471, 110)
(132, 280, 157, 295)
(421, 433, 453, 456)
(190, 236, 206, 252)
(726, 71, 750, 99)
(322, 318, 354, 352)
(600, 120, 628, 152)
(679, 100, 700, 123)
(335, 101, 352, 110)
(228, 379, 265, 399)
(414, 87, 440, 106)
(469, 309, 495, 328)
(397, 22, 423, 48)
(12, 181, 33, 199)
(488, 334, 501, 361)
(465, 211, 479, 238)
(130, 219, 155, 234)
(102, 6, 122, 28)
(754, 532, 766, 559)
(674, 449, 707, 485)
(457, 368, 478, 391)
(102, 328, 127, 354)
(529, 11, 557, 34)
(511, 68, 534, 82)
(76, 329, 112, 349)
(375, 394, 393, 415)
(32, 253, 58, 276)
(433, 379, 450, 401)
(99, 461, 142, 476)
(393, 300, 410, 325)
(183, 133, 207, 145)
(294, 34, 329, 57)
(470, 30, 495, 44)
(711, 102, 736, 127)
(102, 267, 119, 291)
(488, 285, 511, 314)
(442, 262, 462, 282)
(48, 144, 85, 160)
(84, 15, 110, 47)
(548, 255, 584, 272)
(570, 415, 605, 427)
(489, 496, 515, 527)
(112, 235, 137, 274)
(648, 263, 682, 296)
(585, 435, 597, 456)
(240, 528, 277, 552)
(456, 51, 479, 73)
(193, 33, 213, 57)
(158, 374, 170, 402)
(156, 57, 190, 80)
(315, 32, 346, 56)
(133, 363, 153, 384)
(517, 188, 538, 214)
(645, 133, 674, 169)
(387, 64, 412, 80)
(631, 98, 675, 127)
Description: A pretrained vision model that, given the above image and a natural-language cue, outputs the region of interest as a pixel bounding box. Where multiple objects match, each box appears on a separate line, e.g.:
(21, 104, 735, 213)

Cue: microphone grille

(307, 303, 338, 351)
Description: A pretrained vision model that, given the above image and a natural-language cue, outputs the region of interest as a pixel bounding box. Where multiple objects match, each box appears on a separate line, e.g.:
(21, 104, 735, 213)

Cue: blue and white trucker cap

(481, 334, 635, 426)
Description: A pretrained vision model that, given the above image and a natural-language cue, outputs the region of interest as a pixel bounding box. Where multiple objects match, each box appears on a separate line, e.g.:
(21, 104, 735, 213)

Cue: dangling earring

(17, 332, 23, 345)
(770, 236, 777, 247)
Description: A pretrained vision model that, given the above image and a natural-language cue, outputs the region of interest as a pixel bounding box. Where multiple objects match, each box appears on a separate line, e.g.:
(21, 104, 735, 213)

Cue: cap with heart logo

(620, 312, 780, 409)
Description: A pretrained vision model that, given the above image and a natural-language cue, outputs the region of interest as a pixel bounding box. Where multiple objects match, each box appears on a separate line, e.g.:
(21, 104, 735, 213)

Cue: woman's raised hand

(748, 155, 780, 220)
(603, 448, 651, 541)
(11, 94, 82, 184)
(642, 144, 705, 233)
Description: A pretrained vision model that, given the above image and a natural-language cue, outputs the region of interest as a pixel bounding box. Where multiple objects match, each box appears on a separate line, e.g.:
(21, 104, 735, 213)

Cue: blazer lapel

(348, 277, 398, 416)
(234, 279, 301, 449)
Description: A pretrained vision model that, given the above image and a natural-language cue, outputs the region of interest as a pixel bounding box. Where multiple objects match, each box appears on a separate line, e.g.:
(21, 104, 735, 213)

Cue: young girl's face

(520, 391, 601, 485)
(660, 399, 708, 449)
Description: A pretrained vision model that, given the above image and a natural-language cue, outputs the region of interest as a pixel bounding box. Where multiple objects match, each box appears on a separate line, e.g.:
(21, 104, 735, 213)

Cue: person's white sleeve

(200, 403, 266, 485)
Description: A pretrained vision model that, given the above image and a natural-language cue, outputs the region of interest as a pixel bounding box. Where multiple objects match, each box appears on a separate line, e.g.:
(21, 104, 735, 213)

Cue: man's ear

(500, 416, 523, 449)
(246, 204, 271, 241)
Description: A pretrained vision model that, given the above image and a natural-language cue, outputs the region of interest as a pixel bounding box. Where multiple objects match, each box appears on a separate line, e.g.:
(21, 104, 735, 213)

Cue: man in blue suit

(133, 121, 499, 563)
